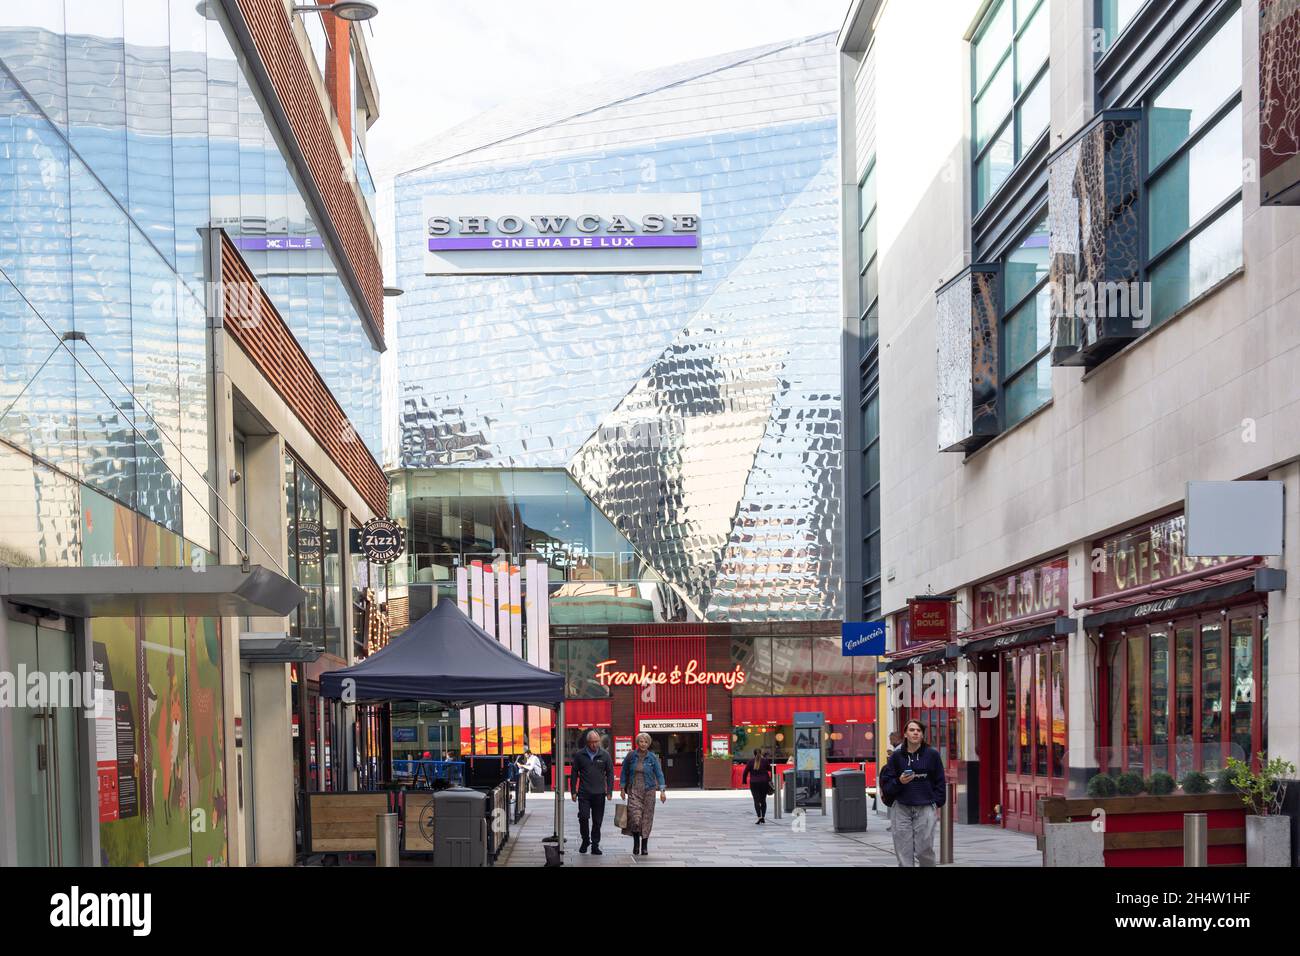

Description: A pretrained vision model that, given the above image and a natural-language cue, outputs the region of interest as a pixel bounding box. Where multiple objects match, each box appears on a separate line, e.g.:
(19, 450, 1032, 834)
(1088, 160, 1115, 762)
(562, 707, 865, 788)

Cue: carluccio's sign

(423, 194, 702, 275)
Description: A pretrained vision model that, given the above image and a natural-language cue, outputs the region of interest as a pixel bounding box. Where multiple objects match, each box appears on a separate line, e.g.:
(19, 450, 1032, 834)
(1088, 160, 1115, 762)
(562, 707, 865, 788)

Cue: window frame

(998, 210, 1052, 428)
(971, 0, 1051, 214)
(858, 159, 879, 355)
(1140, 4, 1244, 326)
(861, 361, 881, 602)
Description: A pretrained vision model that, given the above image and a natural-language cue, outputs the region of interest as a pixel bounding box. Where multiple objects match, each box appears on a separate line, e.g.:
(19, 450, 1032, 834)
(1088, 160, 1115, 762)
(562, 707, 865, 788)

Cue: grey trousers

(890, 803, 938, 867)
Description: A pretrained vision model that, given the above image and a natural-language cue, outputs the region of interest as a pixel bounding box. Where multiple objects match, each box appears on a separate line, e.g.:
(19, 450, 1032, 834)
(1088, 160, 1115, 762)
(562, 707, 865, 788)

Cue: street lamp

(293, 2, 379, 22)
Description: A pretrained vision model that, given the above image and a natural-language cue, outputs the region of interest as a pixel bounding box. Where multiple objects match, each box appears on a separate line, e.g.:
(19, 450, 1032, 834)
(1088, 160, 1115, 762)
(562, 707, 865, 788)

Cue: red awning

(563, 699, 612, 726)
(732, 695, 875, 725)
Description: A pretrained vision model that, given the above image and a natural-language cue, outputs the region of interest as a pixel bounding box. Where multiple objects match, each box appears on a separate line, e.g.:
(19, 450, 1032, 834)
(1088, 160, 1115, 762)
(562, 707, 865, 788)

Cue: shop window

(1174, 626, 1195, 777)
(563, 727, 611, 758)
(972, 0, 1050, 212)
(731, 635, 772, 696)
(812, 636, 853, 695)
(1050, 647, 1066, 777)
(1145, 6, 1243, 328)
(284, 451, 344, 654)
(1126, 635, 1145, 772)
(1200, 620, 1223, 768)
(1001, 214, 1051, 426)
(771, 637, 815, 695)
(555, 638, 611, 699)
(1229, 619, 1253, 762)
(1005, 656, 1017, 773)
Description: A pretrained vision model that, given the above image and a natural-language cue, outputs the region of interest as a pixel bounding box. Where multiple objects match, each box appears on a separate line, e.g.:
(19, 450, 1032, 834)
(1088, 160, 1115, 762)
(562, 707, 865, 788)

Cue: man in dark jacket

(878, 719, 945, 866)
(569, 730, 614, 854)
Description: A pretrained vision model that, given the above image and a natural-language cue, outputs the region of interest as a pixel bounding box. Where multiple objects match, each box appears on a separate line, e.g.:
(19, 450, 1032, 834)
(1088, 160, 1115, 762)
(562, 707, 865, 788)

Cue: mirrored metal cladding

(394, 34, 844, 621)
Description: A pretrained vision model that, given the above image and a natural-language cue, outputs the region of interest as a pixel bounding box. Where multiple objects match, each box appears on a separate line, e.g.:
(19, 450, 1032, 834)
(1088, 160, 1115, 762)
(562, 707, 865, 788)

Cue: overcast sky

(362, 0, 847, 179)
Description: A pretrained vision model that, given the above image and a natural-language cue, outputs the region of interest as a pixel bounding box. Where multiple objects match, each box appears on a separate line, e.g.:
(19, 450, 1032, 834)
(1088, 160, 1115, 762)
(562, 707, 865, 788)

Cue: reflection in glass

(1149, 104, 1243, 256)
(1174, 628, 1194, 777)
(1200, 622, 1223, 769)
(1229, 618, 1253, 763)
(1148, 201, 1242, 328)
(1051, 647, 1065, 778)
(1126, 636, 1144, 772)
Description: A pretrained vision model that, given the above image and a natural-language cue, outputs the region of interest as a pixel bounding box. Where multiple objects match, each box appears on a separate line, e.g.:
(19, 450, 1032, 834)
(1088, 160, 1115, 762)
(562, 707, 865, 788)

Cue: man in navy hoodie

(878, 719, 946, 866)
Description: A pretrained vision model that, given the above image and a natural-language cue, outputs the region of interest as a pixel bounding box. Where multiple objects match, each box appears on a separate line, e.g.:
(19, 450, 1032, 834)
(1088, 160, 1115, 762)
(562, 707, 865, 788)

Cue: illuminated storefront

(554, 623, 876, 789)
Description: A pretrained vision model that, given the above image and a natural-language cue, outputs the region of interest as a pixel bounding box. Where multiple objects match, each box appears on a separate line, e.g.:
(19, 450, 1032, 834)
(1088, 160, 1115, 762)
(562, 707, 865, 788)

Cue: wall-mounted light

(293, 2, 379, 22)
(383, 286, 405, 297)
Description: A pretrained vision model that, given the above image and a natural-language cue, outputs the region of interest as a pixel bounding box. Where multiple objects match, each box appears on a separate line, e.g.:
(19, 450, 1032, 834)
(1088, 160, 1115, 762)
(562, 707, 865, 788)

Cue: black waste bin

(831, 769, 867, 832)
(782, 769, 795, 813)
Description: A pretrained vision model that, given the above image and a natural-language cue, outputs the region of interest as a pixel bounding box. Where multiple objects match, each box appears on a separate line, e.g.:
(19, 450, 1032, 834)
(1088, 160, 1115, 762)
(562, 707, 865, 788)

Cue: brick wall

(232, 0, 383, 335)
(221, 232, 388, 515)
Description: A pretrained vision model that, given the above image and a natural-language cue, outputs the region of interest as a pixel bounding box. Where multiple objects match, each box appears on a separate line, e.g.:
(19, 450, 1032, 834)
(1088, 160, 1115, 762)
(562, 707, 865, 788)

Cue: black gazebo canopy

(319, 598, 564, 706)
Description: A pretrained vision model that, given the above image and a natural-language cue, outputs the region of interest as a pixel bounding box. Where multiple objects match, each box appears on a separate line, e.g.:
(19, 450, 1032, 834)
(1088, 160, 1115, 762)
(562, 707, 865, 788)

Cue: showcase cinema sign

(594, 658, 746, 691)
(423, 194, 702, 275)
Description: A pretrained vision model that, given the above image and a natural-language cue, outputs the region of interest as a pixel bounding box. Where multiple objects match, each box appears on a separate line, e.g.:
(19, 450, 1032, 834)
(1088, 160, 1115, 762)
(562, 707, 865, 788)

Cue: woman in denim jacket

(619, 732, 667, 856)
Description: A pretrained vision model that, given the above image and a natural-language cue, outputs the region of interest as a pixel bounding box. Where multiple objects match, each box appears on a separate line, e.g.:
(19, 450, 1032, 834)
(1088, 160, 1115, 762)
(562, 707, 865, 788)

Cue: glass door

(10, 618, 83, 866)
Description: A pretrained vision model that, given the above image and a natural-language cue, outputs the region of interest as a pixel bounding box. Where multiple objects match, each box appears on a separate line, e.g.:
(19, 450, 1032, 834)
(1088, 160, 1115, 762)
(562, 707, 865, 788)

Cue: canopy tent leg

(553, 700, 564, 855)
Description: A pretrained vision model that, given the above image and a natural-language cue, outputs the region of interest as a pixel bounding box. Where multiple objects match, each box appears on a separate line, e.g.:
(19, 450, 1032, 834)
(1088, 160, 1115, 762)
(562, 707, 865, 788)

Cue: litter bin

(782, 769, 795, 813)
(432, 787, 489, 867)
(831, 769, 867, 832)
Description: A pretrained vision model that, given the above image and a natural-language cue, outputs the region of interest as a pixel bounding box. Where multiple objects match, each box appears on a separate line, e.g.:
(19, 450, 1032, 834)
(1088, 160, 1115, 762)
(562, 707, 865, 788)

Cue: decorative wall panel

(1261, 0, 1300, 205)
(935, 266, 999, 453)
(1047, 110, 1142, 366)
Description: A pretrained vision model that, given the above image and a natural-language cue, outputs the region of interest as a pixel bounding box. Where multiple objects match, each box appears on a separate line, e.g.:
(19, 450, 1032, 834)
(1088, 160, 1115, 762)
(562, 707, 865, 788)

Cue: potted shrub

(1146, 771, 1175, 796)
(1116, 771, 1145, 796)
(703, 751, 734, 790)
(1227, 754, 1296, 868)
(1179, 770, 1211, 794)
(1087, 773, 1118, 798)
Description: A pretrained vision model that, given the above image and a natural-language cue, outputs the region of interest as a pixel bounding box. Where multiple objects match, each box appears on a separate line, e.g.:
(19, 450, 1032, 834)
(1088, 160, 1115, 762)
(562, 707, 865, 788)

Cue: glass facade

(0, 2, 382, 488)
(972, 0, 1050, 211)
(392, 36, 842, 622)
(1145, 5, 1243, 328)
(395, 467, 686, 625)
(1001, 214, 1051, 425)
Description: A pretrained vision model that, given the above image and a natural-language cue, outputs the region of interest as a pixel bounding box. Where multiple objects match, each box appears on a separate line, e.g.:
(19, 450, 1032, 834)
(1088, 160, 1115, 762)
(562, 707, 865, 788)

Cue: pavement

(496, 789, 1041, 867)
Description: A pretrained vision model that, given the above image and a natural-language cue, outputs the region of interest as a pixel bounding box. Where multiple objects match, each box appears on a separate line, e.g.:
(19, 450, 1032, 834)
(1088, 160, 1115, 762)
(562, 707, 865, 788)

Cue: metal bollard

(939, 783, 955, 865)
(772, 770, 781, 820)
(377, 812, 399, 867)
(1184, 812, 1208, 867)
(516, 770, 527, 819)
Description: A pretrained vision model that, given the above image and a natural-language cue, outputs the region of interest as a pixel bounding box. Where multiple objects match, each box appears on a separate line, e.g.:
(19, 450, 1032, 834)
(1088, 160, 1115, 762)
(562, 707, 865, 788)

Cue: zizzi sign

(423, 194, 702, 275)
(594, 658, 746, 691)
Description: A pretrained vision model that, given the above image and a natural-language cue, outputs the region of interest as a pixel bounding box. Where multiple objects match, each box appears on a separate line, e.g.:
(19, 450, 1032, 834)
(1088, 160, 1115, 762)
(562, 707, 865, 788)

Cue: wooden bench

(304, 792, 394, 857)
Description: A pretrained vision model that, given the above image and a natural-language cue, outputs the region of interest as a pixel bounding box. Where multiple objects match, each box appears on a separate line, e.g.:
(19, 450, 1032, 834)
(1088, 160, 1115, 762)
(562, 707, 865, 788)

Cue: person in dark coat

(741, 748, 773, 823)
(569, 730, 614, 854)
(877, 719, 946, 866)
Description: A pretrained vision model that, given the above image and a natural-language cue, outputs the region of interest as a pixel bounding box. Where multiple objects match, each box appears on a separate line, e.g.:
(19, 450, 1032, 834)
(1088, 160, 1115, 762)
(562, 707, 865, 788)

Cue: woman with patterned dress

(619, 732, 667, 856)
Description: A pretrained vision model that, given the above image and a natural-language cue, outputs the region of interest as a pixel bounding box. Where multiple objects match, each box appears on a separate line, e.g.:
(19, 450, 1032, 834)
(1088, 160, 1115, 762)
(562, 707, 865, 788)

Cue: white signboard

(423, 194, 702, 275)
(638, 718, 703, 733)
(1186, 480, 1284, 556)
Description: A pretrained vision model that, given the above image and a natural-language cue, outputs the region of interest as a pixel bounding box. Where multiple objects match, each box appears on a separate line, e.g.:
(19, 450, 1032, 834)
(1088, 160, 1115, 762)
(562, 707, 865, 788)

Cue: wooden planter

(1039, 793, 1247, 867)
(703, 759, 733, 790)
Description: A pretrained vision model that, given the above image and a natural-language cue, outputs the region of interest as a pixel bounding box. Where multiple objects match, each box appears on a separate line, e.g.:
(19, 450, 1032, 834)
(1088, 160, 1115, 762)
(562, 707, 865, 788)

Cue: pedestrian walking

(619, 732, 667, 856)
(569, 730, 614, 855)
(878, 719, 945, 866)
(742, 748, 773, 823)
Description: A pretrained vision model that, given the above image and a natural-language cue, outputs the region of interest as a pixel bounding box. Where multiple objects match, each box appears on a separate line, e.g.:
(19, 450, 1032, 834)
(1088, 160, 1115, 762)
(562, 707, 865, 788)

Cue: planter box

(1039, 793, 1247, 867)
(703, 760, 732, 790)
(1246, 814, 1291, 867)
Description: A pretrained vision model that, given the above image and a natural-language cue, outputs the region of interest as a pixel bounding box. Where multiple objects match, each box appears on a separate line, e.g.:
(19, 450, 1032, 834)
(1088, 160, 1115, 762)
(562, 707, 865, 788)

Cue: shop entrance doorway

(648, 732, 701, 788)
(9, 616, 83, 866)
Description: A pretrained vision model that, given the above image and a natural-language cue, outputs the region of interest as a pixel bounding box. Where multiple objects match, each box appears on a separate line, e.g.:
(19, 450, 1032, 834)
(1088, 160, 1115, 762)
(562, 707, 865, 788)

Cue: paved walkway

(497, 790, 1040, 867)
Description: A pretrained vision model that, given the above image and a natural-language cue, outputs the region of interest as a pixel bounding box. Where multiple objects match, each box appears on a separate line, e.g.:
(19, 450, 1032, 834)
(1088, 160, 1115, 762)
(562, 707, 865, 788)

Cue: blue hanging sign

(842, 620, 886, 656)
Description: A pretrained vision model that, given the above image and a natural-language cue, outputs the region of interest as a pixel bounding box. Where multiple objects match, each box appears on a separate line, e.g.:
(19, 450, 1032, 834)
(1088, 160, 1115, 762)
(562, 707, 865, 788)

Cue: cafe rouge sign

(975, 556, 1069, 629)
(1093, 512, 1235, 598)
(423, 194, 703, 275)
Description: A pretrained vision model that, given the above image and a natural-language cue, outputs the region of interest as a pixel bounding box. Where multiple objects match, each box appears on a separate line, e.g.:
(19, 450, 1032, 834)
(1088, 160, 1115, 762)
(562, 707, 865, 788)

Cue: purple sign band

(235, 235, 324, 251)
(428, 234, 698, 251)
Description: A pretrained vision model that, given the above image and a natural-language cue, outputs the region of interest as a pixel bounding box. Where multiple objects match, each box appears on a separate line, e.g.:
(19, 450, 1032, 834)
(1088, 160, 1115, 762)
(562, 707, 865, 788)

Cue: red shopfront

(555, 623, 878, 789)
(1079, 512, 1273, 778)
(963, 555, 1073, 835)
